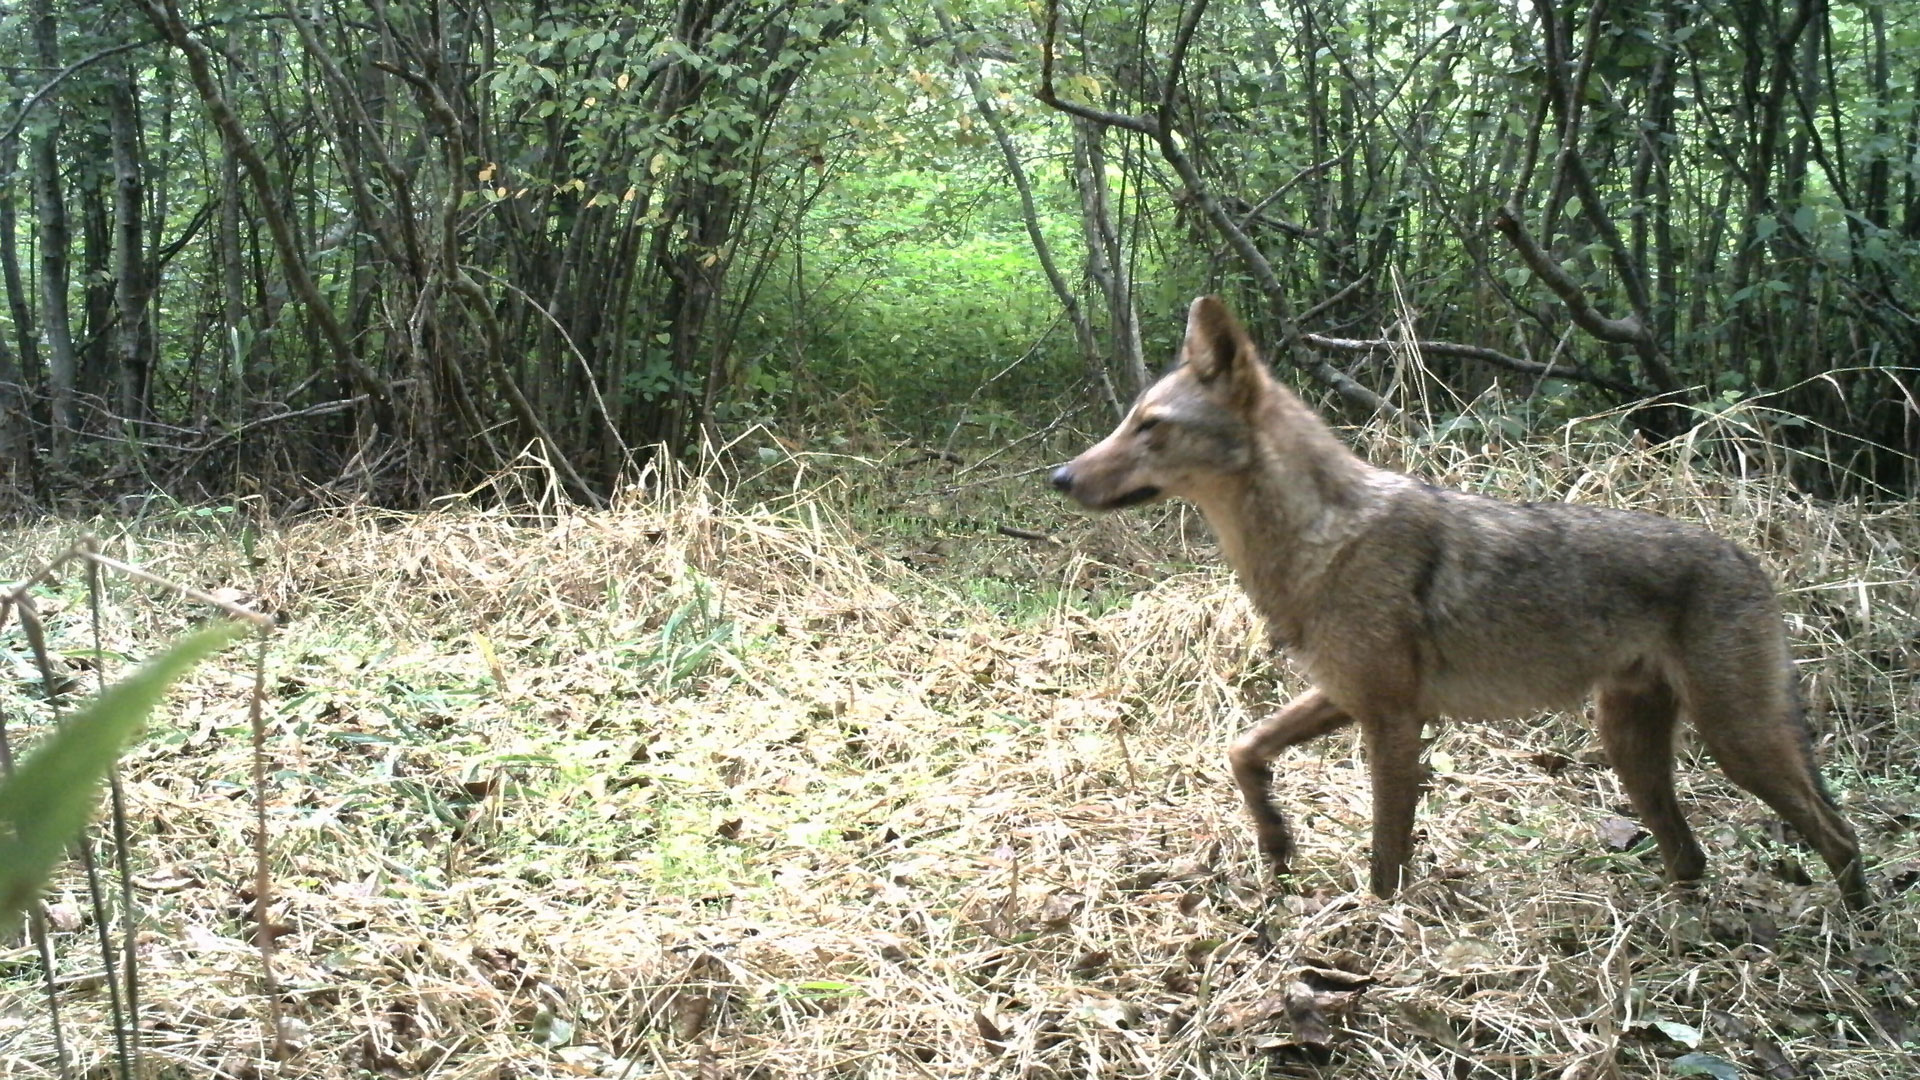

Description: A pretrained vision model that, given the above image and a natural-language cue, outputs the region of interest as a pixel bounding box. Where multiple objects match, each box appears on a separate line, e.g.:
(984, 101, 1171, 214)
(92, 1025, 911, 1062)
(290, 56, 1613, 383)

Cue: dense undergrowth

(2, 406, 1916, 1079)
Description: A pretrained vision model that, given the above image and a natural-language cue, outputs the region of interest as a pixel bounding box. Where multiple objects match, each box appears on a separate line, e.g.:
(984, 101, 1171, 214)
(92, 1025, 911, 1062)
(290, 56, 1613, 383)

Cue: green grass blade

(0, 622, 248, 926)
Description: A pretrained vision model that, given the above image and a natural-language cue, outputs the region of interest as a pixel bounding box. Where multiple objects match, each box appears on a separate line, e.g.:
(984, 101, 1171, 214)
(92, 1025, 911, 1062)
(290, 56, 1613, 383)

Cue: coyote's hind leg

(1361, 713, 1429, 899)
(1693, 703, 1870, 910)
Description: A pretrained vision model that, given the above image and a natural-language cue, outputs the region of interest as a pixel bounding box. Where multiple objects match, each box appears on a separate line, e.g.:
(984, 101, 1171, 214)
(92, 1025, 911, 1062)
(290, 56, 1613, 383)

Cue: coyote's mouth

(1100, 486, 1162, 509)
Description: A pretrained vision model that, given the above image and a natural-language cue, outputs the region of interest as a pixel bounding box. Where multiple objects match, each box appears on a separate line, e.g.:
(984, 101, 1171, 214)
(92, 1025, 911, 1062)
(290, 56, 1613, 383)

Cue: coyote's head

(1051, 296, 1271, 510)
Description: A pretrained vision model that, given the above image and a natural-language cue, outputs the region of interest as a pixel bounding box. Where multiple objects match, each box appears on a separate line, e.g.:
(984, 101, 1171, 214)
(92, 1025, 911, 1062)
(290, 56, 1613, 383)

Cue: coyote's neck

(1191, 393, 1371, 647)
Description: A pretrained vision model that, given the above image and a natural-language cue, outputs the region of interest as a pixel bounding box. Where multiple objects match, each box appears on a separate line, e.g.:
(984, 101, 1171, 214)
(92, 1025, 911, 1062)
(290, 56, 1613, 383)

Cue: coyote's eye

(1135, 415, 1162, 433)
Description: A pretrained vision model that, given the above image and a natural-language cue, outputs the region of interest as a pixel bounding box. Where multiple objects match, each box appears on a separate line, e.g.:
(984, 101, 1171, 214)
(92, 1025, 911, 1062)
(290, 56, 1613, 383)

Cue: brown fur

(1052, 296, 1870, 910)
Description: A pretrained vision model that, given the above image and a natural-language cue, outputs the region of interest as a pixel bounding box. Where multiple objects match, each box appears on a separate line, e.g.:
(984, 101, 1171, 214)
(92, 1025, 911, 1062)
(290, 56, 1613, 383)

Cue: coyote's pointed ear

(1179, 296, 1262, 399)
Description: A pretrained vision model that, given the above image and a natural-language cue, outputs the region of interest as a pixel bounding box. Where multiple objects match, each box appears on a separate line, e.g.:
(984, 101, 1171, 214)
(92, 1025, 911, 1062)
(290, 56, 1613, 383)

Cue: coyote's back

(1051, 296, 1869, 911)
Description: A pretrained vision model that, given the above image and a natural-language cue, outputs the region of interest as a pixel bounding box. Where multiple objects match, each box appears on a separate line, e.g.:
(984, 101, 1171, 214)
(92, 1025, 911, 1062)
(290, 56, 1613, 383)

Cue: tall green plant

(0, 622, 245, 926)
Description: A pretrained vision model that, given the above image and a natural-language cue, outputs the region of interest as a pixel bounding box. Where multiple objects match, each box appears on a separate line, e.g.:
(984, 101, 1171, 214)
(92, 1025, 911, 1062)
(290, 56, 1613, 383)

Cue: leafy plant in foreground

(0, 622, 246, 927)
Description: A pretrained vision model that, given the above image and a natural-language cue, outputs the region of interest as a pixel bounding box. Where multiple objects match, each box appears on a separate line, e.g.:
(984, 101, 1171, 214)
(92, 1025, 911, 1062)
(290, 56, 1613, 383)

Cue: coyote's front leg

(1228, 690, 1354, 875)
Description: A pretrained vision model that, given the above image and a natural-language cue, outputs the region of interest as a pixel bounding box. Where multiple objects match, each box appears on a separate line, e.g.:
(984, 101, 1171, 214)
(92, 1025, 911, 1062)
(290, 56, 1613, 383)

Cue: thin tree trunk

(31, 0, 75, 457)
(80, 137, 114, 405)
(1071, 121, 1146, 398)
(1730, 0, 1817, 388)
(1906, 67, 1920, 239)
(217, 150, 250, 422)
(0, 128, 39, 402)
(1861, 1, 1890, 229)
(31, 144, 76, 453)
(108, 68, 152, 422)
(1630, 0, 1683, 355)
(0, 328, 25, 491)
(0, 120, 25, 466)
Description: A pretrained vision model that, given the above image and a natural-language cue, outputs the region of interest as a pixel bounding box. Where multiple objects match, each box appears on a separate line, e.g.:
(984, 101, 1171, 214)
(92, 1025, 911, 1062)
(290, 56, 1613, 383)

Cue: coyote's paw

(1255, 832, 1295, 881)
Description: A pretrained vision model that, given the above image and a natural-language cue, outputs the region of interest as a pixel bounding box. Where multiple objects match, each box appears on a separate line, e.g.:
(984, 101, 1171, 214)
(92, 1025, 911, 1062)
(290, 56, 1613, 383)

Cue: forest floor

(2, 418, 1917, 1080)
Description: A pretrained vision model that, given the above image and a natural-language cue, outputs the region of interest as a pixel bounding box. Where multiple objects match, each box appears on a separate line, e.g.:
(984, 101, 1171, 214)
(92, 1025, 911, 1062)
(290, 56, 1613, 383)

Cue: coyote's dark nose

(1050, 465, 1074, 493)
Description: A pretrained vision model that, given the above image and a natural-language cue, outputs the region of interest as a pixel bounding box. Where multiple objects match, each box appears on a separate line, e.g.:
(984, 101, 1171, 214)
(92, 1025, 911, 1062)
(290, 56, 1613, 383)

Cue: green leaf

(0, 622, 248, 927)
(1672, 1052, 1740, 1079)
(793, 979, 860, 996)
(530, 1008, 574, 1047)
(1653, 1020, 1703, 1048)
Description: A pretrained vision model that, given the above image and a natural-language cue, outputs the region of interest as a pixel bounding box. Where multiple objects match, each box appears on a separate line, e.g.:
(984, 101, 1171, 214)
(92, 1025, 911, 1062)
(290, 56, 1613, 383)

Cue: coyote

(1051, 296, 1869, 910)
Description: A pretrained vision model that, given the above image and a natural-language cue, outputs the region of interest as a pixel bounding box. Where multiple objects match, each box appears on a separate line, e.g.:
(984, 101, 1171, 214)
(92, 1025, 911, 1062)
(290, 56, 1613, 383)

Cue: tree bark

(80, 133, 115, 405)
(31, 0, 76, 458)
(1071, 120, 1147, 399)
(0, 127, 39, 414)
(1860, 1, 1890, 230)
(108, 67, 153, 422)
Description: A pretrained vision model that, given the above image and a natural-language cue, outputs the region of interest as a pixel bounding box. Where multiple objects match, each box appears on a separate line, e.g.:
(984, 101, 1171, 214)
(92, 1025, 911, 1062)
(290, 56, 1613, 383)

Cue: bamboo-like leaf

(0, 622, 247, 926)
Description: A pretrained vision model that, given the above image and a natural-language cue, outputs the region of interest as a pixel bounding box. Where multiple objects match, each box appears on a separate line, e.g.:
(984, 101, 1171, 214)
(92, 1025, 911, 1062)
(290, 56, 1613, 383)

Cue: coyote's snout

(1054, 296, 1869, 910)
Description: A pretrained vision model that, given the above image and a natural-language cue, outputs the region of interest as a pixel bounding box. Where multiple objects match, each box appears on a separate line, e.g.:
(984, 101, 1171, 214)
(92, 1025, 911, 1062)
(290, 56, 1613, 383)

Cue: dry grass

(2, 412, 1916, 1080)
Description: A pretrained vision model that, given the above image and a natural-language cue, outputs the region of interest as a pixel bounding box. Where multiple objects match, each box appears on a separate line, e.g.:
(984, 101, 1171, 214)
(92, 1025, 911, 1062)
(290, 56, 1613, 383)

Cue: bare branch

(1302, 332, 1641, 396)
(1298, 276, 1369, 323)
(1157, 0, 1213, 124)
(1037, 0, 1158, 135)
(1, 39, 151, 147)
(1221, 195, 1326, 242)
(1491, 205, 1650, 349)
